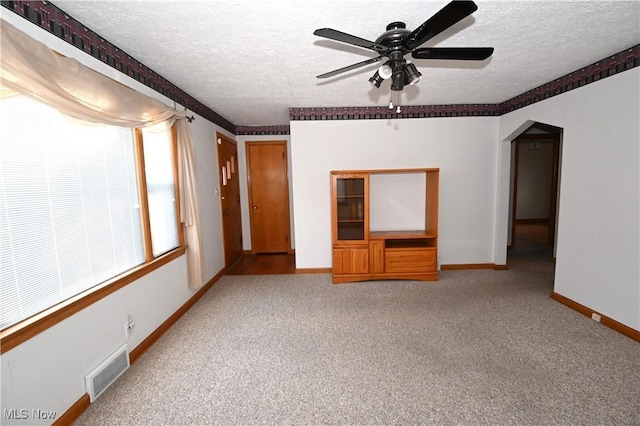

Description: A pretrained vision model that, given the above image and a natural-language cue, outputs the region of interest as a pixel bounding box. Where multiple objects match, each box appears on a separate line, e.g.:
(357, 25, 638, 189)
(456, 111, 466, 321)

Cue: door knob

(252, 205, 259, 210)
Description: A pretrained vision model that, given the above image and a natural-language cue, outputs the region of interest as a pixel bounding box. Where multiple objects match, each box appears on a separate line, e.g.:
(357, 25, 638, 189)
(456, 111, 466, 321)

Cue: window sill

(0, 246, 186, 355)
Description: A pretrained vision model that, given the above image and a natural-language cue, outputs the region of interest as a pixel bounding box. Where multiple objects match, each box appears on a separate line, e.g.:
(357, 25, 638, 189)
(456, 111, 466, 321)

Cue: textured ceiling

(51, 0, 640, 127)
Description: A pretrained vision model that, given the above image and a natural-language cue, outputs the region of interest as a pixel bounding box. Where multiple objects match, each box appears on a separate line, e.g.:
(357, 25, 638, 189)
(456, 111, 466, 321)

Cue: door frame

(245, 140, 293, 254)
(510, 133, 561, 249)
(216, 132, 243, 268)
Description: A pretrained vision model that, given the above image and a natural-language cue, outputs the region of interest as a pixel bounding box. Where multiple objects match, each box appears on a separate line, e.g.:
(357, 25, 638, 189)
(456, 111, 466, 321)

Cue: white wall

(498, 68, 640, 331)
(0, 13, 228, 425)
(370, 172, 427, 232)
(290, 117, 500, 268)
(234, 135, 294, 251)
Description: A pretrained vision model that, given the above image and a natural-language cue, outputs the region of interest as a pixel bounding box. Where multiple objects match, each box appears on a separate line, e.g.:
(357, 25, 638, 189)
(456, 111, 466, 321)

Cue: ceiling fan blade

(412, 47, 494, 60)
(403, 1, 478, 51)
(314, 28, 388, 53)
(316, 56, 384, 79)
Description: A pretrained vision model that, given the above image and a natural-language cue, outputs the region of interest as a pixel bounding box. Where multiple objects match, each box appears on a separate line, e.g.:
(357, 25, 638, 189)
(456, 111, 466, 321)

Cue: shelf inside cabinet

(384, 238, 436, 249)
(370, 230, 436, 240)
(336, 178, 365, 198)
(337, 223, 365, 241)
(337, 196, 365, 222)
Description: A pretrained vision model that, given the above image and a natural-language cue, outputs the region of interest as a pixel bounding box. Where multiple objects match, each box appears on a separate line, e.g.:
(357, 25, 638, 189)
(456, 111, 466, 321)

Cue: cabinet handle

(252, 205, 259, 210)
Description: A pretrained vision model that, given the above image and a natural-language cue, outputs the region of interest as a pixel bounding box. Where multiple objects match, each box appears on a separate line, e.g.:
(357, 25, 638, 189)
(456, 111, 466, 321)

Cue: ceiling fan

(313, 0, 493, 92)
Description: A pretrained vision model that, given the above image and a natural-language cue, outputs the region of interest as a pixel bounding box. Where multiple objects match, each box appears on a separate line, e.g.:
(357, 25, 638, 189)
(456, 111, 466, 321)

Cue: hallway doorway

(508, 122, 562, 263)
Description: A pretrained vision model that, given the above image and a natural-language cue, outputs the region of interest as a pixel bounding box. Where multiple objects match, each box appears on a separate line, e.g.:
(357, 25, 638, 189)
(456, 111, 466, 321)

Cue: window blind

(0, 95, 145, 329)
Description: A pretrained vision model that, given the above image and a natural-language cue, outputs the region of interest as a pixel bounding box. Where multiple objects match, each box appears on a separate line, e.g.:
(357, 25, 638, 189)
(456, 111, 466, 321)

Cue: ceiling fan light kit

(314, 0, 494, 98)
(378, 64, 393, 79)
(391, 68, 405, 92)
(405, 63, 422, 85)
(369, 71, 384, 88)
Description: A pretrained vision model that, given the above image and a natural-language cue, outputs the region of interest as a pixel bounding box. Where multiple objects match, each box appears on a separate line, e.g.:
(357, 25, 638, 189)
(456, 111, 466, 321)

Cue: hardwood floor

(514, 221, 550, 248)
(225, 253, 296, 275)
(509, 221, 555, 263)
(228, 223, 552, 275)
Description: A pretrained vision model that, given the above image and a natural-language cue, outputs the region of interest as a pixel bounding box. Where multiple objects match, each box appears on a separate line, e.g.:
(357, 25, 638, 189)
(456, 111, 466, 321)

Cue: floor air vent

(85, 344, 130, 402)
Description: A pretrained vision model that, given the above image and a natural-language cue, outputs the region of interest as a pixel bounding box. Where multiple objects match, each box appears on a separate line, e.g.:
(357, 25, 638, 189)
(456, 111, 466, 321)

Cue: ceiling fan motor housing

(376, 22, 411, 51)
(376, 22, 412, 84)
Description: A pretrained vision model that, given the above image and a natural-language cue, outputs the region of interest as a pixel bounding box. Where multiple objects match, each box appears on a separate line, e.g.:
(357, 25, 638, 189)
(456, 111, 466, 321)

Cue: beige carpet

(75, 248, 640, 425)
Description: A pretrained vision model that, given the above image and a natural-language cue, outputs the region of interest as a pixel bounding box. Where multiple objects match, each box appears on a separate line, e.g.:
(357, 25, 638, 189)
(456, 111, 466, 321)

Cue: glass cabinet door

(335, 177, 366, 241)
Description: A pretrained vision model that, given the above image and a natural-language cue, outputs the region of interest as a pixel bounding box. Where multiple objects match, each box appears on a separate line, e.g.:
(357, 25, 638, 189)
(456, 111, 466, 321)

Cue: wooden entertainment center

(331, 168, 439, 284)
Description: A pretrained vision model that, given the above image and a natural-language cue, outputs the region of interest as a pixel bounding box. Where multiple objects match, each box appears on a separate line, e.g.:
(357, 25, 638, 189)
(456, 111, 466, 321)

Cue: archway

(507, 121, 563, 262)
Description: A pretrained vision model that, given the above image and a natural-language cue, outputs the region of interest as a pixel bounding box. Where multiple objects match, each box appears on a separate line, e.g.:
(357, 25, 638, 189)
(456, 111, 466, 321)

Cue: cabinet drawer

(385, 248, 436, 273)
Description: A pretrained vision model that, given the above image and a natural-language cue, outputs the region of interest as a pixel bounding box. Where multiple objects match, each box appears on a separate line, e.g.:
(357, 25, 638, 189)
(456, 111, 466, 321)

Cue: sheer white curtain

(0, 22, 205, 289)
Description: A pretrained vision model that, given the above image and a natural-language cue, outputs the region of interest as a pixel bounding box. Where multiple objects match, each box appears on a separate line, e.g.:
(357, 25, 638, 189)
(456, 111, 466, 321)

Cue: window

(0, 95, 180, 331)
(141, 128, 179, 257)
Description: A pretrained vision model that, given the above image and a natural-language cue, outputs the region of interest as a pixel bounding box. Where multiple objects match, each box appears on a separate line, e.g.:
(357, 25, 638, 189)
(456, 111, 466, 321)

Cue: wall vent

(85, 344, 130, 402)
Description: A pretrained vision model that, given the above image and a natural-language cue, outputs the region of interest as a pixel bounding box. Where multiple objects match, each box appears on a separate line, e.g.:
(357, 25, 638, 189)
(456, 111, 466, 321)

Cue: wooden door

(333, 247, 369, 274)
(217, 133, 243, 268)
(246, 141, 291, 253)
